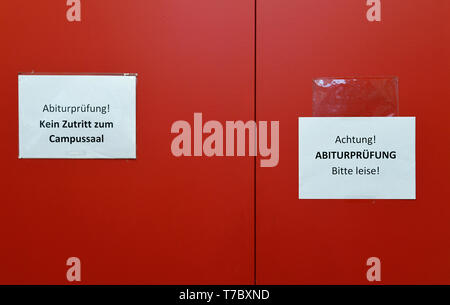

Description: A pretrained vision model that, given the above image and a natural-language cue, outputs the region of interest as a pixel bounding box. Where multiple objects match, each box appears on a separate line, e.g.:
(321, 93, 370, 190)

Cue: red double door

(0, 0, 449, 284)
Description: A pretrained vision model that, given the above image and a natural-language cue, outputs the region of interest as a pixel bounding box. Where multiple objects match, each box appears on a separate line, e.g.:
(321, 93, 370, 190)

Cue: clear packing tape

(312, 77, 399, 117)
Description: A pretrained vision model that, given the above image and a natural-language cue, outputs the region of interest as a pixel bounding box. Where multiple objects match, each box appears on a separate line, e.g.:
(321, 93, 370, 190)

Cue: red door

(0, 0, 255, 284)
(256, 0, 450, 284)
(1, 0, 449, 285)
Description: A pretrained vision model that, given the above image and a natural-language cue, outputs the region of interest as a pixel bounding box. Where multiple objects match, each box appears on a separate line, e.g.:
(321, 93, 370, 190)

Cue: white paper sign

(298, 117, 415, 199)
(19, 74, 136, 159)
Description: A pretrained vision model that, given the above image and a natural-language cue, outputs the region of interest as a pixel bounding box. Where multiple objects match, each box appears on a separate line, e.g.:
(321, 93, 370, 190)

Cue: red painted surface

(0, 0, 254, 284)
(256, 0, 450, 284)
(0, 0, 449, 284)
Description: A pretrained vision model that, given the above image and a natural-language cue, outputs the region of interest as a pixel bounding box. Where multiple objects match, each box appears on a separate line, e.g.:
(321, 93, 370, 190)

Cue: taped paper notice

(298, 117, 415, 199)
(18, 74, 136, 159)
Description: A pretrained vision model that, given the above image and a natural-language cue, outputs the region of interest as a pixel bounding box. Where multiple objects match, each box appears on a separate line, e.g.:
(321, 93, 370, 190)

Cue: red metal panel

(0, 0, 254, 284)
(1, 0, 449, 285)
(256, 0, 450, 284)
